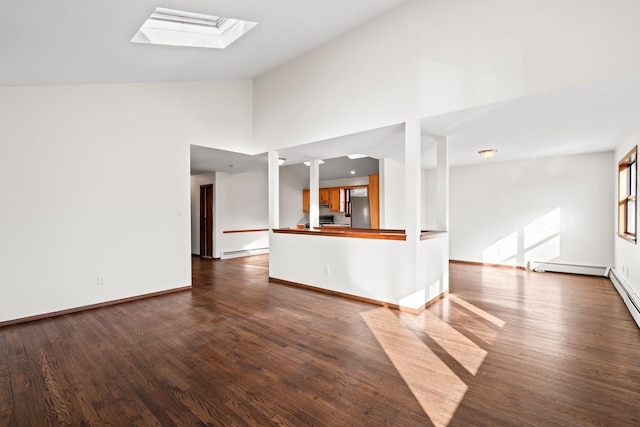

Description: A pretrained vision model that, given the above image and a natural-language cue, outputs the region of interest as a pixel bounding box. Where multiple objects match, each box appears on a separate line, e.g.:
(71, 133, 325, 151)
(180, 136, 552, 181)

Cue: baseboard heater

(220, 248, 269, 260)
(609, 268, 640, 328)
(529, 261, 608, 276)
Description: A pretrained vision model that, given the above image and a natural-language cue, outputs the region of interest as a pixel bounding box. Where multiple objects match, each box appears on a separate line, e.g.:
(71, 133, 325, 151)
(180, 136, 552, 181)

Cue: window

(618, 146, 637, 243)
(131, 7, 257, 49)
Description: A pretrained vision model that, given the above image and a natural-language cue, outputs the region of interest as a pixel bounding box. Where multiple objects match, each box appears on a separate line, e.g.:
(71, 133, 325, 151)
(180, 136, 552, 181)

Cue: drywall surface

(279, 166, 308, 229)
(449, 152, 614, 268)
(0, 80, 252, 322)
(190, 173, 215, 255)
(380, 158, 405, 229)
(422, 169, 438, 230)
(214, 169, 269, 257)
(614, 128, 640, 300)
(270, 232, 448, 309)
(254, 0, 640, 151)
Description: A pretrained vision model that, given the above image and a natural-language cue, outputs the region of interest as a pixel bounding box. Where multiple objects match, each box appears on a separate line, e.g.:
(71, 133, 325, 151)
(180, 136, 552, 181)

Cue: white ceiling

(5, 0, 639, 176)
(0, 0, 408, 86)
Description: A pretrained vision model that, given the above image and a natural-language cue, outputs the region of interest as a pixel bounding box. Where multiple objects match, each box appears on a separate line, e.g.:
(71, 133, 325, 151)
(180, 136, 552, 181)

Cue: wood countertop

(272, 228, 447, 241)
(272, 227, 407, 240)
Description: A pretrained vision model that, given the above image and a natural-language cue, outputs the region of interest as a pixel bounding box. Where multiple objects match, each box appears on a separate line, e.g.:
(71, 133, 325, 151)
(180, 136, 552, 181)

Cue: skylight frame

(131, 7, 257, 49)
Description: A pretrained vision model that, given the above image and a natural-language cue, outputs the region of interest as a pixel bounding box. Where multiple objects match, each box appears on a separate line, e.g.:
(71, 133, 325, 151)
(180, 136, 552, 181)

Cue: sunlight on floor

(449, 294, 505, 328)
(403, 310, 488, 375)
(361, 308, 468, 427)
(362, 296, 506, 425)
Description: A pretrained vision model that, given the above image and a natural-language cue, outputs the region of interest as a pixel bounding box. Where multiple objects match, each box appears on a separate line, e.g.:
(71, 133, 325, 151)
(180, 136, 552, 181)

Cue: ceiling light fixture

(478, 149, 498, 159)
(347, 154, 367, 160)
(350, 170, 356, 175)
(131, 7, 257, 49)
(303, 160, 325, 166)
(278, 158, 286, 166)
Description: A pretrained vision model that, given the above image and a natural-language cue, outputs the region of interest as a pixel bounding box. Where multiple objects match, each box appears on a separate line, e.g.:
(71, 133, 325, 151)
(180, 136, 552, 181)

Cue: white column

(309, 159, 320, 229)
(268, 151, 280, 230)
(436, 136, 449, 231)
(405, 119, 421, 243)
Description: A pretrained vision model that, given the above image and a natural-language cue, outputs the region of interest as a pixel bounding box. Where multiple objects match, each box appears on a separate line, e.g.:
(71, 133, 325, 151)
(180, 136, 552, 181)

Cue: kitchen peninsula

(270, 226, 449, 313)
(267, 123, 450, 314)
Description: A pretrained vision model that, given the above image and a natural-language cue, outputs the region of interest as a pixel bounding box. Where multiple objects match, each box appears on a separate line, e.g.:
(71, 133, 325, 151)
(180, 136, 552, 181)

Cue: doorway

(200, 184, 213, 258)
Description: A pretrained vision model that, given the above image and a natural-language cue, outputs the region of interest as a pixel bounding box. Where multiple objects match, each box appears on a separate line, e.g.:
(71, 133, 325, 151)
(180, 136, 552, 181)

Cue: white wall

(214, 169, 269, 257)
(422, 169, 438, 230)
(0, 80, 253, 323)
(279, 166, 307, 228)
(380, 158, 405, 229)
(449, 152, 614, 268)
(614, 128, 640, 299)
(319, 176, 369, 188)
(254, 0, 640, 151)
(270, 233, 448, 310)
(190, 173, 215, 255)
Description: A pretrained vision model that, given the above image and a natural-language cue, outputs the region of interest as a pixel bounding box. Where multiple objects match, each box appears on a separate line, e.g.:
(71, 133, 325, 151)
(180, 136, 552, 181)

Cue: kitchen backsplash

(300, 209, 351, 225)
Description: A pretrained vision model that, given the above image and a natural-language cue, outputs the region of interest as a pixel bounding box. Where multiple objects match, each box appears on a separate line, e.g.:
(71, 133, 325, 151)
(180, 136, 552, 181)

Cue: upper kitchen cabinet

(319, 188, 330, 204)
(329, 188, 344, 212)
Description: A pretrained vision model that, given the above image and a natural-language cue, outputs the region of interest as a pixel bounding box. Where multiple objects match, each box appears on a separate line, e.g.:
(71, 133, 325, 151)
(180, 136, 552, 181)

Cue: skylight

(131, 7, 257, 49)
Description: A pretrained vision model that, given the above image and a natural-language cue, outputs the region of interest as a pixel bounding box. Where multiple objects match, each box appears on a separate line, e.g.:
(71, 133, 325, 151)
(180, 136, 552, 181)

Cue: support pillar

(436, 136, 449, 231)
(309, 159, 320, 229)
(268, 151, 280, 230)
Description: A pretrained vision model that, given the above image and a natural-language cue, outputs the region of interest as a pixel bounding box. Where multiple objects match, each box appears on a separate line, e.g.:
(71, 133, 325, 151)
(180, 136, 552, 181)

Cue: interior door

(200, 184, 213, 257)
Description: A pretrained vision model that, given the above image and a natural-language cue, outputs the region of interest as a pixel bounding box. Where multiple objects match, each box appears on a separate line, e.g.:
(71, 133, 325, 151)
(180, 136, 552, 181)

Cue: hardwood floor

(1, 256, 639, 426)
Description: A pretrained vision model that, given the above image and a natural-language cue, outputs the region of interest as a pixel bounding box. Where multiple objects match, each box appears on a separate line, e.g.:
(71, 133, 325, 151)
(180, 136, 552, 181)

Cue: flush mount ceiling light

(278, 157, 286, 166)
(303, 160, 325, 166)
(347, 154, 368, 160)
(131, 7, 257, 49)
(478, 149, 498, 159)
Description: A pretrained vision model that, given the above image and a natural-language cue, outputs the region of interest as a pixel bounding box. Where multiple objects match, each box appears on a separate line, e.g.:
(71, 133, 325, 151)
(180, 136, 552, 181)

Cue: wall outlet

(177, 208, 184, 216)
(97, 275, 105, 286)
(324, 265, 330, 274)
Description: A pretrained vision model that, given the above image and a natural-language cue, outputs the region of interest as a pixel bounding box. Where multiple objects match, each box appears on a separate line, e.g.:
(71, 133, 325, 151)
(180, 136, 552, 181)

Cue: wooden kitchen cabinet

(329, 188, 343, 212)
(302, 189, 310, 212)
(319, 188, 330, 203)
(303, 187, 344, 212)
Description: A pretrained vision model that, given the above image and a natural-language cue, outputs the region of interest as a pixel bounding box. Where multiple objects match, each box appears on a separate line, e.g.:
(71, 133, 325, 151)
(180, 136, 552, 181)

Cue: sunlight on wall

(524, 208, 560, 266)
(361, 308, 468, 427)
(481, 208, 561, 268)
(482, 231, 518, 265)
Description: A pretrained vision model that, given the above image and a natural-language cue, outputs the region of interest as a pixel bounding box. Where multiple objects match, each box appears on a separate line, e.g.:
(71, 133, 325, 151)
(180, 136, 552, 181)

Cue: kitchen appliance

(350, 191, 371, 228)
(305, 215, 334, 228)
(319, 215, 334, 225)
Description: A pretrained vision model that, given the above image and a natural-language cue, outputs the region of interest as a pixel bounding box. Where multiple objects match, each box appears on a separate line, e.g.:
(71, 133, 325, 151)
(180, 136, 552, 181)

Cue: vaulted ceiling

(0, 0, 408, 86)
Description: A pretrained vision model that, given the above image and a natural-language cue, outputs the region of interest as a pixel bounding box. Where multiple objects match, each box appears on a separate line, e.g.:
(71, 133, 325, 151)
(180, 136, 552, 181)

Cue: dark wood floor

(1, 256, 640, 426)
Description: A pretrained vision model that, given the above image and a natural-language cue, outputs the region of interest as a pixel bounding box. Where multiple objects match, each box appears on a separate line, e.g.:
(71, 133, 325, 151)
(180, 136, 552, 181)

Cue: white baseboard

(609, 268, 640, 329)
(529, 261, 608, 276)
(220, 248, 269, 260)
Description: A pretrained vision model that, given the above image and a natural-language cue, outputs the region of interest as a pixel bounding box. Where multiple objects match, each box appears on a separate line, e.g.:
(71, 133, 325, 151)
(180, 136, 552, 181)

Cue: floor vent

(609, 268, 640, 328)
(221, 248, 269, 260)
(529, 261, 608, 276)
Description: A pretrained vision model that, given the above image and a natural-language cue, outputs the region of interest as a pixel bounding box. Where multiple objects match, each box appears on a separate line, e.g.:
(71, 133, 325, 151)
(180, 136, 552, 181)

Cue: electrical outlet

(324, 265, 330, 274)
(97, 275, 105, 286)
(177, 208, 184, 216)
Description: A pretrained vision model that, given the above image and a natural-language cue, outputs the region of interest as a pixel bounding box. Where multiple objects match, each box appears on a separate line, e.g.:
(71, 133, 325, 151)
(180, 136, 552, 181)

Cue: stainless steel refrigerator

(350, 192, 371, 228)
